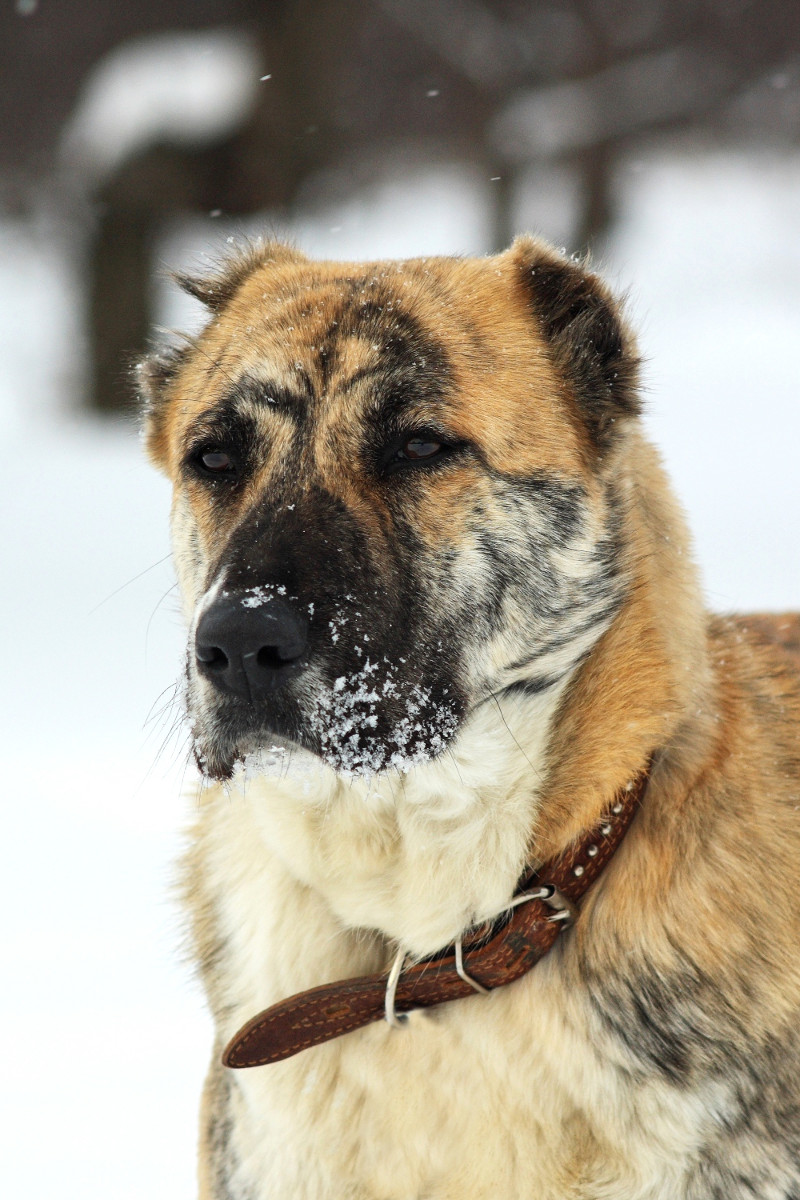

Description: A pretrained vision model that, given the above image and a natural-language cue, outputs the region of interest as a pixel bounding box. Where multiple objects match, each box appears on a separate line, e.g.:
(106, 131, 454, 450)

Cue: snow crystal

(239, 584, 287, 608)
(307, 654, 459, 778)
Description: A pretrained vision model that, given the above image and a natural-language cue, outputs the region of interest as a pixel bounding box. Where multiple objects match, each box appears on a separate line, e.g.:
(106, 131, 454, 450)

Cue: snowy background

(1, 31, 799, 1200)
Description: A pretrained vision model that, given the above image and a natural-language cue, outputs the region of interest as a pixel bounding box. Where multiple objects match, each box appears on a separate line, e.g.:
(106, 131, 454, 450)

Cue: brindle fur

(143, 237, 800, 1199)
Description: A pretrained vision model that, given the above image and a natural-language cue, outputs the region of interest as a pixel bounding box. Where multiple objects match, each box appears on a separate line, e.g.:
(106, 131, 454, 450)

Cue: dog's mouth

(189, 648, 463, 781)
(183, 578, 470, 779)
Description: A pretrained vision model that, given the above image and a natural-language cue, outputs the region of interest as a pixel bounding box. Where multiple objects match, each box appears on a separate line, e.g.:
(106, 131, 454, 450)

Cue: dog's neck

(233, 677, 570, 959)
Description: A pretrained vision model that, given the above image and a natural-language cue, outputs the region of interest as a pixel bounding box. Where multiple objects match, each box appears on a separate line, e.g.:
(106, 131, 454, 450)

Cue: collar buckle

(384, 883, 579, 1027)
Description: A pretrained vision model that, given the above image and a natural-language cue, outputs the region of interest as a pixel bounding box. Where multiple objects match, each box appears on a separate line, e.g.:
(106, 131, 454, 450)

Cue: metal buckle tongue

(384, 948, 410, 1028)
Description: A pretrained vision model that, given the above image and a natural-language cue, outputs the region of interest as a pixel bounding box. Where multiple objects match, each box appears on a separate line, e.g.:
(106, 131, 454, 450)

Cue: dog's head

(141, 237, 640, 779)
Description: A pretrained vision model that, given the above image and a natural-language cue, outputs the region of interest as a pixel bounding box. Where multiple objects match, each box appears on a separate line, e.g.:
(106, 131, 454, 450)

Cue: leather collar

(223, 764, 650, 1068)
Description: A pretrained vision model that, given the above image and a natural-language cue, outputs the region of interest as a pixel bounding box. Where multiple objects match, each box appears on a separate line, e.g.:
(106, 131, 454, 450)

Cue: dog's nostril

(256, 645, 285, 669)
(195, 594, 308, 699)
(197, 645, 229, 672)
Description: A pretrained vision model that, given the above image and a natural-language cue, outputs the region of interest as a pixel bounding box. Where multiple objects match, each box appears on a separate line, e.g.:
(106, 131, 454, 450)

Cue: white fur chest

(191, 713, 721, 1199)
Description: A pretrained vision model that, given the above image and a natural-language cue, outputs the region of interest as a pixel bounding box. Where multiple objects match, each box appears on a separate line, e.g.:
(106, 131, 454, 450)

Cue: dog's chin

(191, 719, 298, 781)
(192, 706, 462, 782)
(191, 735, 241, 782)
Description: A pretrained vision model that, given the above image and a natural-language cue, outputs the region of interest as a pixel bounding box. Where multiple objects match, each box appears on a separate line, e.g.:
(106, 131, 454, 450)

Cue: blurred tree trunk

(487, 169, 515, 254)
(572, 143, 615, 257)
(89, 207, 153, 415)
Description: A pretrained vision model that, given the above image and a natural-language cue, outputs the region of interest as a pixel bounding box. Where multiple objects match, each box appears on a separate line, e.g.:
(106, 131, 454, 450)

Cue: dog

(141, 236, 800, 1199)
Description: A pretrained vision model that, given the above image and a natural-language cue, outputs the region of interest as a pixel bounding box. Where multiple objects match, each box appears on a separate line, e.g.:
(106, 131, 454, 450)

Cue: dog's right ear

(137, 344, 188, 471)
(139, 240, 307, 469)
(173, 239, 307, 314)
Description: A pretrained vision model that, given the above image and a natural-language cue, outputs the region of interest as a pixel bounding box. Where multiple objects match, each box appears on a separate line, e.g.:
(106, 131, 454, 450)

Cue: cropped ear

(137, 342, 188, 469)
(510, 235, 641, 449)
(174, 239, 307, 313)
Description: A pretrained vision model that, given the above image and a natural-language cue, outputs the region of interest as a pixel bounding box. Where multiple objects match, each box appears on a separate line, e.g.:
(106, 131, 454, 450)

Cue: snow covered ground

(1, 150, 798, 1198)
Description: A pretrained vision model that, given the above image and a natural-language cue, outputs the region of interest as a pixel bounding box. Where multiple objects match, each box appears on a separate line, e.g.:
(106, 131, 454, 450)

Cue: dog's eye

(202, 451, 233, 471)
(399, 438, 442, 461)
(386, 436, 446, 471)
(380, 432, 467, 476)
(193, 448, 237, 477)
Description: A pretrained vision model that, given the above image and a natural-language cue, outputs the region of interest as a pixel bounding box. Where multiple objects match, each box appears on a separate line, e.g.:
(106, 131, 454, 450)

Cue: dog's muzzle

(195, 593, 308, 700)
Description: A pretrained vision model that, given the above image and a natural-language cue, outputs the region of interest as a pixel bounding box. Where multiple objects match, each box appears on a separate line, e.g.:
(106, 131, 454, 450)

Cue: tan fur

(144, 237, 800, 1199)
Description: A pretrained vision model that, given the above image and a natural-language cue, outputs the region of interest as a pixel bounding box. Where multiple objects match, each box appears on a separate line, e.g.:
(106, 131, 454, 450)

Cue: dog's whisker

(144, 581, 180, 658)
(142, 694, 184, 748)
(143, 680, 182, 728)
(492, 695, 540, 782)
(147, 704, 190, 770)
(88, 553, 173, 615)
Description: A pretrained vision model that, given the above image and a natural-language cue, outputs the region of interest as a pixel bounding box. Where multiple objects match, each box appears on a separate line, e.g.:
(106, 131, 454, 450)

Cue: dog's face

(142, 238, 639, 779)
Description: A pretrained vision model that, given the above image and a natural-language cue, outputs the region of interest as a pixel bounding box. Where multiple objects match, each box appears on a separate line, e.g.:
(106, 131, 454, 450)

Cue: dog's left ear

(510, 235, 641, 449)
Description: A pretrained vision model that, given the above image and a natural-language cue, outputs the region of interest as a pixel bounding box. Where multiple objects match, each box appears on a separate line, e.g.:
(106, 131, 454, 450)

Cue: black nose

(195, 594, 308, 699)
